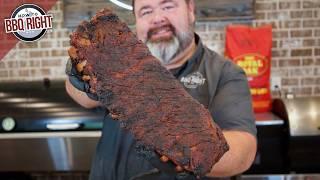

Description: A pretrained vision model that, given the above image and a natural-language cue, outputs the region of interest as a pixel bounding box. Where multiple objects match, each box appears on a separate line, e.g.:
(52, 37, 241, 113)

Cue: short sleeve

(209, 62, 257, 136)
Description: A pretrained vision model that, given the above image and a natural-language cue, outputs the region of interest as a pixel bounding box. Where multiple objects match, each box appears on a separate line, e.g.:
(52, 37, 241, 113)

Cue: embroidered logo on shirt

(180, 72, 206, 89)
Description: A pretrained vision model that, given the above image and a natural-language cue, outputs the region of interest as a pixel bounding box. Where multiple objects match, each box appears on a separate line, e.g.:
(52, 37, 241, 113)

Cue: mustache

(147, 24, 176, 40)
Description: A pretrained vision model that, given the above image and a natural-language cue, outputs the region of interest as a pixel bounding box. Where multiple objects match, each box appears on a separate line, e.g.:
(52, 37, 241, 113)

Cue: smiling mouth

(148, 25, 175, 42)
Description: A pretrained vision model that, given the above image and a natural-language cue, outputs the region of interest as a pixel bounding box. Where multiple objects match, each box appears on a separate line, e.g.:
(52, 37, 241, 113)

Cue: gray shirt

(171, 34, 256, 136)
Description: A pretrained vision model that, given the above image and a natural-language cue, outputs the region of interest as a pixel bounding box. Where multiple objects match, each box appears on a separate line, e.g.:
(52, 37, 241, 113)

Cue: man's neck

(164, 38, 197, 70)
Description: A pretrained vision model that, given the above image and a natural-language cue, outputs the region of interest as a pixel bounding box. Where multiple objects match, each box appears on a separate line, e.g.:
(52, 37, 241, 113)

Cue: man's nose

(151, 10, 167, 26)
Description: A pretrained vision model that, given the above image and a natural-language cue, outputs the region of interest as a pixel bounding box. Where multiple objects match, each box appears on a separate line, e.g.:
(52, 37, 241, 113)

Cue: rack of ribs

(68, 8, 229, 177)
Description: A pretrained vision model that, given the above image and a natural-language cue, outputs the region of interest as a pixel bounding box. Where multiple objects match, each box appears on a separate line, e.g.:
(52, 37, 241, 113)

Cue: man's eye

(141, 10, 152, 16)
(163, 5, 174, 11)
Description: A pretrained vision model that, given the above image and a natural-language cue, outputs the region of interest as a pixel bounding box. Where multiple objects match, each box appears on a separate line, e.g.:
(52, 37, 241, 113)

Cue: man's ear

(188, 0, 196, 23)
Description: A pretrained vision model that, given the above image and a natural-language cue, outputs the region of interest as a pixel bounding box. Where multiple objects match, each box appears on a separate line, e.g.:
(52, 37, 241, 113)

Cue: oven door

(0, 131, 100, 171)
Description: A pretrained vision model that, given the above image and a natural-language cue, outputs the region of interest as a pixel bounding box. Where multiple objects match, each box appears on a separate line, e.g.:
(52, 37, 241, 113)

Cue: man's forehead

(135, 0, 176, 8)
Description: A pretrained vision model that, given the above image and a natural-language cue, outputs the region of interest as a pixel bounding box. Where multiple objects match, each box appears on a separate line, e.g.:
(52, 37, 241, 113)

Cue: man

(65, 0, 257, 179)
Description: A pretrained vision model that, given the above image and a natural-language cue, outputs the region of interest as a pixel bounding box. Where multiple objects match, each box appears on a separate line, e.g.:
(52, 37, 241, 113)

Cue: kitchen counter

(255, 112, 284, 126)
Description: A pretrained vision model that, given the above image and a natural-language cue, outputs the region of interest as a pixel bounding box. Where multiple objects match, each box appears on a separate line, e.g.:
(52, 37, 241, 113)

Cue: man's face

(134, 0, 195, 65)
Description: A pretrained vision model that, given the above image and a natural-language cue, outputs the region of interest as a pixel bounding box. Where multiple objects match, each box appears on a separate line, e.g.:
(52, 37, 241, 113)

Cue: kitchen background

(0, 0, 319, 97)
(0, 0, 319, 180)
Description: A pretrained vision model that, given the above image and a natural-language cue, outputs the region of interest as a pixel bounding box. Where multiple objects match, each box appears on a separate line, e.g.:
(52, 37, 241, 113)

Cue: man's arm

(65, 78, 100, 109)
(205, 61, 257, 177)
(207, 130, 257, 177)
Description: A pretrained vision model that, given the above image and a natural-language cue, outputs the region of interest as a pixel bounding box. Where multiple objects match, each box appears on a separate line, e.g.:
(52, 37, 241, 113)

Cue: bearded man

(65, 0, 257, 179)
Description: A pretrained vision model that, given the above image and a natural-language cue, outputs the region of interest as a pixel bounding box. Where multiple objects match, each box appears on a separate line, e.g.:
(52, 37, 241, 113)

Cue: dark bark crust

(69, 8, 229, 176)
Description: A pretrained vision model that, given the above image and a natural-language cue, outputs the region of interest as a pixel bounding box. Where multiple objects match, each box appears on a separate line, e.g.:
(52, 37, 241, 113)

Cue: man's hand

(65, 59, 100, 109)
(154, 130, 256, 178)
(66, 59, 97, 96)
(65, 78, 100, 109)
(207, 130, 257, 177)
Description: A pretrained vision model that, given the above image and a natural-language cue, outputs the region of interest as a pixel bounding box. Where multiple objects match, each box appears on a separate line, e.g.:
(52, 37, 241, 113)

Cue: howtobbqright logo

(4, 4, 53, 42)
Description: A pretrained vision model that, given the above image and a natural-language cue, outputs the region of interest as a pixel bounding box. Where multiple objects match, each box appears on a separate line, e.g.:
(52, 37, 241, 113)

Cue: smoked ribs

(68, 8, 229, 177)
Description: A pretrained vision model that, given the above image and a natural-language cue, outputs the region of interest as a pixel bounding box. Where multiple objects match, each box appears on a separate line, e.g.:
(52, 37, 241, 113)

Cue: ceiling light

(109, 0, 133, 10)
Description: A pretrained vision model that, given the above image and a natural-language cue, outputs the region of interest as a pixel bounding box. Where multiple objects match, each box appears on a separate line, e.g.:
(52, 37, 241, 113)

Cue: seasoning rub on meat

(68, 8, 229, 177)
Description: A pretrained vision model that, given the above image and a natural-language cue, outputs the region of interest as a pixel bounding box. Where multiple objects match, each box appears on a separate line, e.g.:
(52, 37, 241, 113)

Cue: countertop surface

(282, 97, 320, 137)
(255, 112, 284, 126)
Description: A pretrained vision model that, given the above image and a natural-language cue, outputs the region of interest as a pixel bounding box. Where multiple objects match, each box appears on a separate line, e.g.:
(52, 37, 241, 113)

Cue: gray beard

(146, 29, 194, 65)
